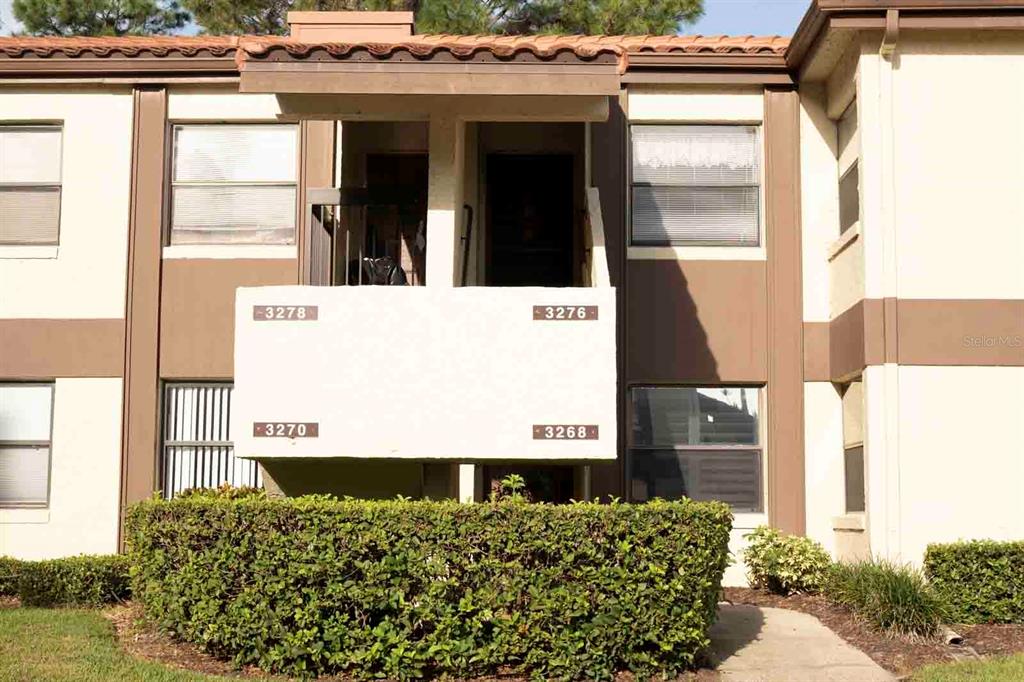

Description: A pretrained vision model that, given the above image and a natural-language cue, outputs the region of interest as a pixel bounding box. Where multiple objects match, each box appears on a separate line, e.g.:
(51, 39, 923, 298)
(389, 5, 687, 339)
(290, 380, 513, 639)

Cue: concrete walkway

(707, 604, 894, 681)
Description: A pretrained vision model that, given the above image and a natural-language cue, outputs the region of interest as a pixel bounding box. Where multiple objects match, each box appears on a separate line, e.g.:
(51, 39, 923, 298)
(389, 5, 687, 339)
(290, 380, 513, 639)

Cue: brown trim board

(298, 120, 336, 285)
(625, 259, 768, 384)
(806, 298, 1024, 382)
(0, 319, 124, 378)
(764, 87, 805, 536)
(160, 259, 298, 379)
(119, 86, 167, 545)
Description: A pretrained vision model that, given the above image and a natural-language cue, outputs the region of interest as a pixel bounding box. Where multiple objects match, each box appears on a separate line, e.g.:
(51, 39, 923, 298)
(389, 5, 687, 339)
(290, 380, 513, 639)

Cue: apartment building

(0, 1, 1021, 585)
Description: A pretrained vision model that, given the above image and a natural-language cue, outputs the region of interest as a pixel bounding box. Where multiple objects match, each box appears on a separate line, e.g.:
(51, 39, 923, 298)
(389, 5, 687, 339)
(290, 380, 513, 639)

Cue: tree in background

(13, 0, 189, 35)
(184, 0, 703, 36)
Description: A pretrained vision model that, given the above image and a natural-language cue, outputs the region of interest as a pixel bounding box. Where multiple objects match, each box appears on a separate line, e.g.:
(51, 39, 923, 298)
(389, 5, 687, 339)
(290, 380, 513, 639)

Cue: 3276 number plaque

(532, 305, 598, 321)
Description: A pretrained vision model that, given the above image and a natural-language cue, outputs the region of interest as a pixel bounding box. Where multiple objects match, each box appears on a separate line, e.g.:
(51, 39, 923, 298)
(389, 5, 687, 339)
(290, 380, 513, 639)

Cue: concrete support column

(426, 115, 471, 500)
(425, 115, 465, 288)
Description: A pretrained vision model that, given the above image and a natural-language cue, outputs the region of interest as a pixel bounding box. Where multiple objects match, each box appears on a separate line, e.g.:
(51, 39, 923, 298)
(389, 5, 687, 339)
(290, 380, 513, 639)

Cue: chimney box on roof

(286, 11, 414, 42)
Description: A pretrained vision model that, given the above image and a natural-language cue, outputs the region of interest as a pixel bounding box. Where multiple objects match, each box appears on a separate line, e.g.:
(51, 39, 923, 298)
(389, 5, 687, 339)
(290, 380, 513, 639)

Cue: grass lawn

(0, 607, 228, 681)
(914, 655, 1024, 681)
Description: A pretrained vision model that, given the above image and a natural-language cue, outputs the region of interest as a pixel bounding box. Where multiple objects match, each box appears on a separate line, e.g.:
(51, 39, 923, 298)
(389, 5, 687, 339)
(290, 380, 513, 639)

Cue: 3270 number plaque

(533, 425, 599, 440)
(253, 422, 319, 438)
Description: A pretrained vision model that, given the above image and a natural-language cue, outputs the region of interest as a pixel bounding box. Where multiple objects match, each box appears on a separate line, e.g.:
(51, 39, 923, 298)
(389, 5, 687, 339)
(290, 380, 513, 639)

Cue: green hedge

(127, 496, 732, 680)
(16, 554, 131, 607)
(925, 540, 1024, 624)
(0, 556, 21, 596)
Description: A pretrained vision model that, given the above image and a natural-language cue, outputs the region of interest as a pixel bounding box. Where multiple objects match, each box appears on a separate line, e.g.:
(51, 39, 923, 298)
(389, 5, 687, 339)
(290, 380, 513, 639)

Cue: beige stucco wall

(887, 366, 1024, 563)
(234, 285, 617, 461)
(0, 88, 133, 318)
(890, 32, 1024, 301)
(0, 378, 123, 559)
(167, 86, 284, 120)
(802, 381, 844, 556)
(799, 84, 839, 324)
(627, 86, 764, 123)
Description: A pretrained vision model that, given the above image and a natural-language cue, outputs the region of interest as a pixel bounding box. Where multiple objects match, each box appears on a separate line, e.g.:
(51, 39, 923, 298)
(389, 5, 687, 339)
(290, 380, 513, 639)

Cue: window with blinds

(0, 383, 53, 507)
(628, 386, 762, 512)
(161, 384, 262, 498)
(630, 125, 761, 246)
(170, 124, 298, 245)
(0, 126, 62, 245)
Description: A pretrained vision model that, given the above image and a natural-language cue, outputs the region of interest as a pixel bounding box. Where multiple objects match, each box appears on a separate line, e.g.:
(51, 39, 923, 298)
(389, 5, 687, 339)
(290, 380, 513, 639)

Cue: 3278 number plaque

(253, 422, 319, 438)
(253, 305, 318, 321)
(533, 425, 599, 440)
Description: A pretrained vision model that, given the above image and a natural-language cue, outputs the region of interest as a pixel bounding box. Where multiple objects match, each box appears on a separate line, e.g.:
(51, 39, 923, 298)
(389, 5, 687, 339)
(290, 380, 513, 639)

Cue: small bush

(925, 540, 1024, 624)
(17, 555, 131, 607)
(175, 483, 265, 500)
(0, 556, 22, 596)
(128, 496, 733, 681)
(743, 525, 831, 595)
(827, 560, 945, 638)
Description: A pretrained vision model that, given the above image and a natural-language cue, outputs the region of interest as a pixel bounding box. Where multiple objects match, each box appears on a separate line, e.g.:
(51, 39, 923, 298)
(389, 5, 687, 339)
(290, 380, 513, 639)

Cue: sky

(0, 0, 812, 37)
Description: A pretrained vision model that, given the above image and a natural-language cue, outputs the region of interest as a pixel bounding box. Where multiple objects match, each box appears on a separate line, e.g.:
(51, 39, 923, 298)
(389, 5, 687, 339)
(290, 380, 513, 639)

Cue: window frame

(0, 381, 55, 509)
(625, 384, 765, 513)
(166, 122, 300, 247)
(627, 123, 764, 248)
(0, 124, 64, 247)
(840, 378, 866, 514)
(159, 381, 262, 498)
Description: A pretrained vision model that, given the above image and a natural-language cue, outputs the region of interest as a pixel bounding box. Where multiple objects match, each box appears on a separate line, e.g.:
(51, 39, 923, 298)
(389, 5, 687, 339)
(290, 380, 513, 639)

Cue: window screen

(0, 127, 62, 245)
(161, 384, 262, 498)
(628, 386, 762, 512)
(170, 125, 297, 245)
(630, 125, 760, 246)
(0, 383, 53, 506)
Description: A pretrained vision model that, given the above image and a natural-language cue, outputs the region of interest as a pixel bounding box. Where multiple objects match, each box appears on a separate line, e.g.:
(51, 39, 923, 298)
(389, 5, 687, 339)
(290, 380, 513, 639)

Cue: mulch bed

(725, 587, 1024, 677)
(104, 602, 718, 681)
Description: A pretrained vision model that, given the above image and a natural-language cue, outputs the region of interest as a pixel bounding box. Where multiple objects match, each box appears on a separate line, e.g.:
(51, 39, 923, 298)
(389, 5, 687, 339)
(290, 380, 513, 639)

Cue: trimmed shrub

(176, 483, 265, 500)
(127, 496, 732, 681)
(925, 540, 1024, 624)
(17, 554, 131, 607)
(743, 525, 831, 595)
(0, 556, 22, 596)
(827, 560, 945, 638)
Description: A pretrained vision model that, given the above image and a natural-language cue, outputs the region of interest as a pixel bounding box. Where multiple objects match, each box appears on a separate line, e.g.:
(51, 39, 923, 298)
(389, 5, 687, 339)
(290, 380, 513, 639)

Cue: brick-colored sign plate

(253, 422, 319, 438)
(532, 425, 599, 440)
(253, 305, 319, 321)
(532, 305, 598, 321)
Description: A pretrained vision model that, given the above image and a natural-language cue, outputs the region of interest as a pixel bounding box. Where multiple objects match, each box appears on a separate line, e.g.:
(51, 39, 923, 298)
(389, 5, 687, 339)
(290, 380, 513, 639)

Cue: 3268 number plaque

(533, 425, 599, 440)
(253, 422, 319, 438)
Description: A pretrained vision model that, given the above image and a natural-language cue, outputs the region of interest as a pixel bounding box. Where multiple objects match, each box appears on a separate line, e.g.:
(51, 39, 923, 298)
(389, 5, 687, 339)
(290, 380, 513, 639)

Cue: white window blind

(161, 384, 262, 498)
(631, 125, 760, 246)
(0, 383, 53, 507)
(170, 125, 297, 245)
(0, 126, 62, 245)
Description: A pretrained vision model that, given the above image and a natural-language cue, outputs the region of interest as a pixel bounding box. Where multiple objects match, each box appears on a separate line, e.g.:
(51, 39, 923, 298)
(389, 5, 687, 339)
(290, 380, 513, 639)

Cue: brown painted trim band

(808, 298, 1024, 382)
(0, 319, 124, 378)
(621, 71, 794, 86)
(764, 87, 806, 536)
(119, 86, 167, 546)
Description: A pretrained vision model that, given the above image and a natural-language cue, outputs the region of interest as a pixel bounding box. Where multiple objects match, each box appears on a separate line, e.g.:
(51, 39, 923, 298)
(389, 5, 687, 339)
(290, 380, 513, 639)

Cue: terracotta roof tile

(0, 33, 788, 62)
(0, 35, 239, 58)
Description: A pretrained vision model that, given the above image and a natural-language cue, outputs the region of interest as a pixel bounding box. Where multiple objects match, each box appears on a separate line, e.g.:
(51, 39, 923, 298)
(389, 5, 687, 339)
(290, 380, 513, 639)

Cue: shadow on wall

(260, 459, 426, 499)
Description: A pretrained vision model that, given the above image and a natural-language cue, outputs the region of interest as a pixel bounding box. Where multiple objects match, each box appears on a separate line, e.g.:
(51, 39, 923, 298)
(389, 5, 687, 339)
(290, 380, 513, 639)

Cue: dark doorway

(484, 464, 576, 503)
(486, 154, 574, 286)
(363, 153, 429, 285)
